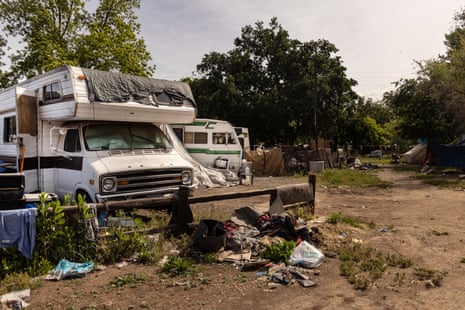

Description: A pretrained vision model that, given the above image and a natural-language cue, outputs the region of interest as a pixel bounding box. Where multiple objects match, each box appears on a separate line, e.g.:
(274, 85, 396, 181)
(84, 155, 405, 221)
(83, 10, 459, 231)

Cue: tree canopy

(190, 17, 359, 146)
(0, 0, 154, 87)
(384, 7, 465, 143)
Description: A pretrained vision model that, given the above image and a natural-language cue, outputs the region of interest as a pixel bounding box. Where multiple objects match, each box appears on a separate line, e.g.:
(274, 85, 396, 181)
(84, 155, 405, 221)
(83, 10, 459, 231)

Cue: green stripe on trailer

(186, 148, 241, 155)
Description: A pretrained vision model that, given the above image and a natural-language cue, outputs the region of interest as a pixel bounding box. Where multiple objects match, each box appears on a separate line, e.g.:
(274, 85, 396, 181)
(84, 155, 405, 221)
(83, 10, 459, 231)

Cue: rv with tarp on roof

(0, 65, 196, 206)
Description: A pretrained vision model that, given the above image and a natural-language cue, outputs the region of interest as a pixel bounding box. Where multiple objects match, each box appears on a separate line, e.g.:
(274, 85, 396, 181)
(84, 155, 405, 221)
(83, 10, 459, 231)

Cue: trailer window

(184, 131, 207, 144)
(43, 82, 62, 102)
(64, 129, 81, 152)
(3, 116, 16, 143)
(213, 132, 236, 144)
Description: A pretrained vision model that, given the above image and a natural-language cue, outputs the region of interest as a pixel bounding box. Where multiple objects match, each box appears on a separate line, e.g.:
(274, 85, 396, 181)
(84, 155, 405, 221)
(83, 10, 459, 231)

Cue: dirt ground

(28, 166, 465, 310)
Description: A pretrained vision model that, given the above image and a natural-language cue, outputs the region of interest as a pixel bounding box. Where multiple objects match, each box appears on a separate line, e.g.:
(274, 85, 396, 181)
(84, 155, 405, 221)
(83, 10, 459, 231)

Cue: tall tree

(384, 77, 454, 142)
(75, 0, 153, 75)
(0, 0, 153, 87)
(384, 7, 465, 143)
(191, 18, 357, 146)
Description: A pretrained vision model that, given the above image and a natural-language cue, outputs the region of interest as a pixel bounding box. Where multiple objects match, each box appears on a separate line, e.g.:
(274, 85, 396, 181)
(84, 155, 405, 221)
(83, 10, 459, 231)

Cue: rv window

(3, 116, 16, 143)
(64, 129, 81, 152)
(43, 82, 62, 102)
(173, 128, 184, 142)
(83, 124, 171, 151)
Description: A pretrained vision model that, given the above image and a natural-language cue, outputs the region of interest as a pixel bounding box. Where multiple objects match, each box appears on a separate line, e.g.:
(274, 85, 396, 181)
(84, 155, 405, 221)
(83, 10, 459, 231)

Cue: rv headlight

(102, 177, 117, 192)
(181, 171, 192, 185)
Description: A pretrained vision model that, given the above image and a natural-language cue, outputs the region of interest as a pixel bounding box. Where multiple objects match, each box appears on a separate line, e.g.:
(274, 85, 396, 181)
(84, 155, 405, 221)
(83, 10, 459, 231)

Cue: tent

(401, 144, 427, 164)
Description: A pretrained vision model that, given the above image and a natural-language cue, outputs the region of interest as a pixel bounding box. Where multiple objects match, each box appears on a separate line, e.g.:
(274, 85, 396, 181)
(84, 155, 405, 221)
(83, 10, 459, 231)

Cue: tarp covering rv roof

(82, 68, 196, 107)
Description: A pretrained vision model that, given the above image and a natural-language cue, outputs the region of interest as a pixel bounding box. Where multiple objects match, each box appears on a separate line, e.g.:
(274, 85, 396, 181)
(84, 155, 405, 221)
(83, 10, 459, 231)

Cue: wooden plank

(188, 188, 276, 204)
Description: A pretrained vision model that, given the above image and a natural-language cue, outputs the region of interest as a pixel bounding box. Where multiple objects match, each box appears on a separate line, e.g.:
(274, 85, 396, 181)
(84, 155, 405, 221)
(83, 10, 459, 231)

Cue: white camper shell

(0, 65, 196, 204)
(171, 119, 243, 172)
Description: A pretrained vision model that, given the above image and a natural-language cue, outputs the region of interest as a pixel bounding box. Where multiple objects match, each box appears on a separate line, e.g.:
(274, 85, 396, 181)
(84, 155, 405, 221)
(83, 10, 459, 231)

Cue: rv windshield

(83, 124, 171, 151)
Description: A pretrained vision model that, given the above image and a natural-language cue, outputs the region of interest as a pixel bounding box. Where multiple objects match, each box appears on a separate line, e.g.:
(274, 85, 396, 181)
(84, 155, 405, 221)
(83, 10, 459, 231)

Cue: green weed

(161, 256, 195, 277)
(260, 240, 296, 264)
(338, 243, 413, 290)
(109, 273, 151, 288)
(327, 212, 374, 229)
(320, 169, 392, 189)
(0, 272, 31, 294)
(413, 268, 446, 287)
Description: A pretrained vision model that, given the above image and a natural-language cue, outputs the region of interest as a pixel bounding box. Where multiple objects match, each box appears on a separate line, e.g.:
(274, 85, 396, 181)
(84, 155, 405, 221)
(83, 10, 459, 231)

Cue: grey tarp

(81, 68, 196, 107)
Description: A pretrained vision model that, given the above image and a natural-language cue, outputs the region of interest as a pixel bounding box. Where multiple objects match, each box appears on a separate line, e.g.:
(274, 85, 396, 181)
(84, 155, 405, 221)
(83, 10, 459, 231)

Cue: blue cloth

(0, 208, 37, 258)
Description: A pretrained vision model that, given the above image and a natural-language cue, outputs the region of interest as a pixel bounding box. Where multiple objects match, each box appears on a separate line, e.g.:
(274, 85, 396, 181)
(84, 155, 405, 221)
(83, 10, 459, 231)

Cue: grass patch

(422, 173, 465, 186)
(161, 256, 196, 277)
(413, 268, 446, 287)
(338, 243, 413, 290)
(319, 169, 392, 189)
(359, 156, 392, 165)
(109, 273, 151, 288)
(413, 172, 465, 189)
(327, 212, 375, 229)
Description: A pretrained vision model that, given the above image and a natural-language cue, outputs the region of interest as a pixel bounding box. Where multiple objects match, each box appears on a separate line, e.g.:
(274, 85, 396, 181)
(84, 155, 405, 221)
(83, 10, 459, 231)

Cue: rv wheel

(75, 190, 93, 203)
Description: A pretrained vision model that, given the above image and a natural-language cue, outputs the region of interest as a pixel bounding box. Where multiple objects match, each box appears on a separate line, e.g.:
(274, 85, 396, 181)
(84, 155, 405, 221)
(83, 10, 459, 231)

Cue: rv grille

(99, 169, 186, 197)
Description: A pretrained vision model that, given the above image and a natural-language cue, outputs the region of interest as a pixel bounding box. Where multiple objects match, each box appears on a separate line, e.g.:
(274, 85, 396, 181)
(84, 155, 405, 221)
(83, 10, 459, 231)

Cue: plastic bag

(288, 240, 324, 268)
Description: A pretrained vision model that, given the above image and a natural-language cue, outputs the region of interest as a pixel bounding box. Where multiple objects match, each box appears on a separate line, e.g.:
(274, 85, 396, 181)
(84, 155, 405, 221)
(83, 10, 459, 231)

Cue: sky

(136, 1, 464, 100)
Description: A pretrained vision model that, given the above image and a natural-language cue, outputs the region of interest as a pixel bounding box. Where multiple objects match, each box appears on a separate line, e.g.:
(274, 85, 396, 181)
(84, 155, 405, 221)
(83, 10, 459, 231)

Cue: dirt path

(29, 167, 465, 309)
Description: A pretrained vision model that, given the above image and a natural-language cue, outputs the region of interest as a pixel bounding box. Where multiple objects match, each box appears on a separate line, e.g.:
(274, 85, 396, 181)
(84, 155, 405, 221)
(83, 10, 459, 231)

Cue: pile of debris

(192, 205, 325, 288)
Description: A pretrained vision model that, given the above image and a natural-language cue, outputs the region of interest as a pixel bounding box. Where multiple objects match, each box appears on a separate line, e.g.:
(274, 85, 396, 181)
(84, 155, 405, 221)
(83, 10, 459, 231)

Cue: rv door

(15, 87, 39, 190)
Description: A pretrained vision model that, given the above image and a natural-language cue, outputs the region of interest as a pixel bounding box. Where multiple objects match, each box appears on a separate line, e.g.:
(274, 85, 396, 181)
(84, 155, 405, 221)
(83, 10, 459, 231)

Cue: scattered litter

(240, 259, 270, 271)
(297, 278, 317, 287)
(1, 289, 30, 309)
(379, 228, 390, 233)
(115, 261, 128, 269)
(269, 266, 316, 287)
(288, 241, 324, 269)
(107, 216, 136, 228)
(175, 281, 189, 286)
(45, 259, 94, 280)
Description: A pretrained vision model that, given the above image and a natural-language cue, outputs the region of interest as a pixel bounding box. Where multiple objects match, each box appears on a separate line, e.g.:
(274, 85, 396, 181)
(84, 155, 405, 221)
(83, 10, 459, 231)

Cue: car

(368, 150, 383, 158)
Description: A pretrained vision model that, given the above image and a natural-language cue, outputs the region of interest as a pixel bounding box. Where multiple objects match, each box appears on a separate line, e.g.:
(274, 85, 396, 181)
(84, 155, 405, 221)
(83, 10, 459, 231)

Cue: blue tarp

(45, 259, 94, 280)
(431, 143, 465, 168)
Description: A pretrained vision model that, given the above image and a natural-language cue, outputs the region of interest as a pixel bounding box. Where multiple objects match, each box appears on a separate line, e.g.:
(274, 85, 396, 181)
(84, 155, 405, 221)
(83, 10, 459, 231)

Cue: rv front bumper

(95, 185, 194, 203)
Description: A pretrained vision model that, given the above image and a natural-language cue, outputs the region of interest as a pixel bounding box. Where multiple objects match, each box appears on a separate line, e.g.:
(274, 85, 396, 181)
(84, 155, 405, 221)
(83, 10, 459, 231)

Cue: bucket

(192, 219, 226, 252)
(214, 158, 229, 169)
(309, 161, 325, 173)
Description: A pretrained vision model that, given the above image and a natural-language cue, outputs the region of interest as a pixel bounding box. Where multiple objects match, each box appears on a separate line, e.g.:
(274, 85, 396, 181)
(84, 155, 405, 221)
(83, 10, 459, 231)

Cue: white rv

(234, 127, 250, 154)
(0, 65, 196, 204)
(171, 119, 243, 172)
